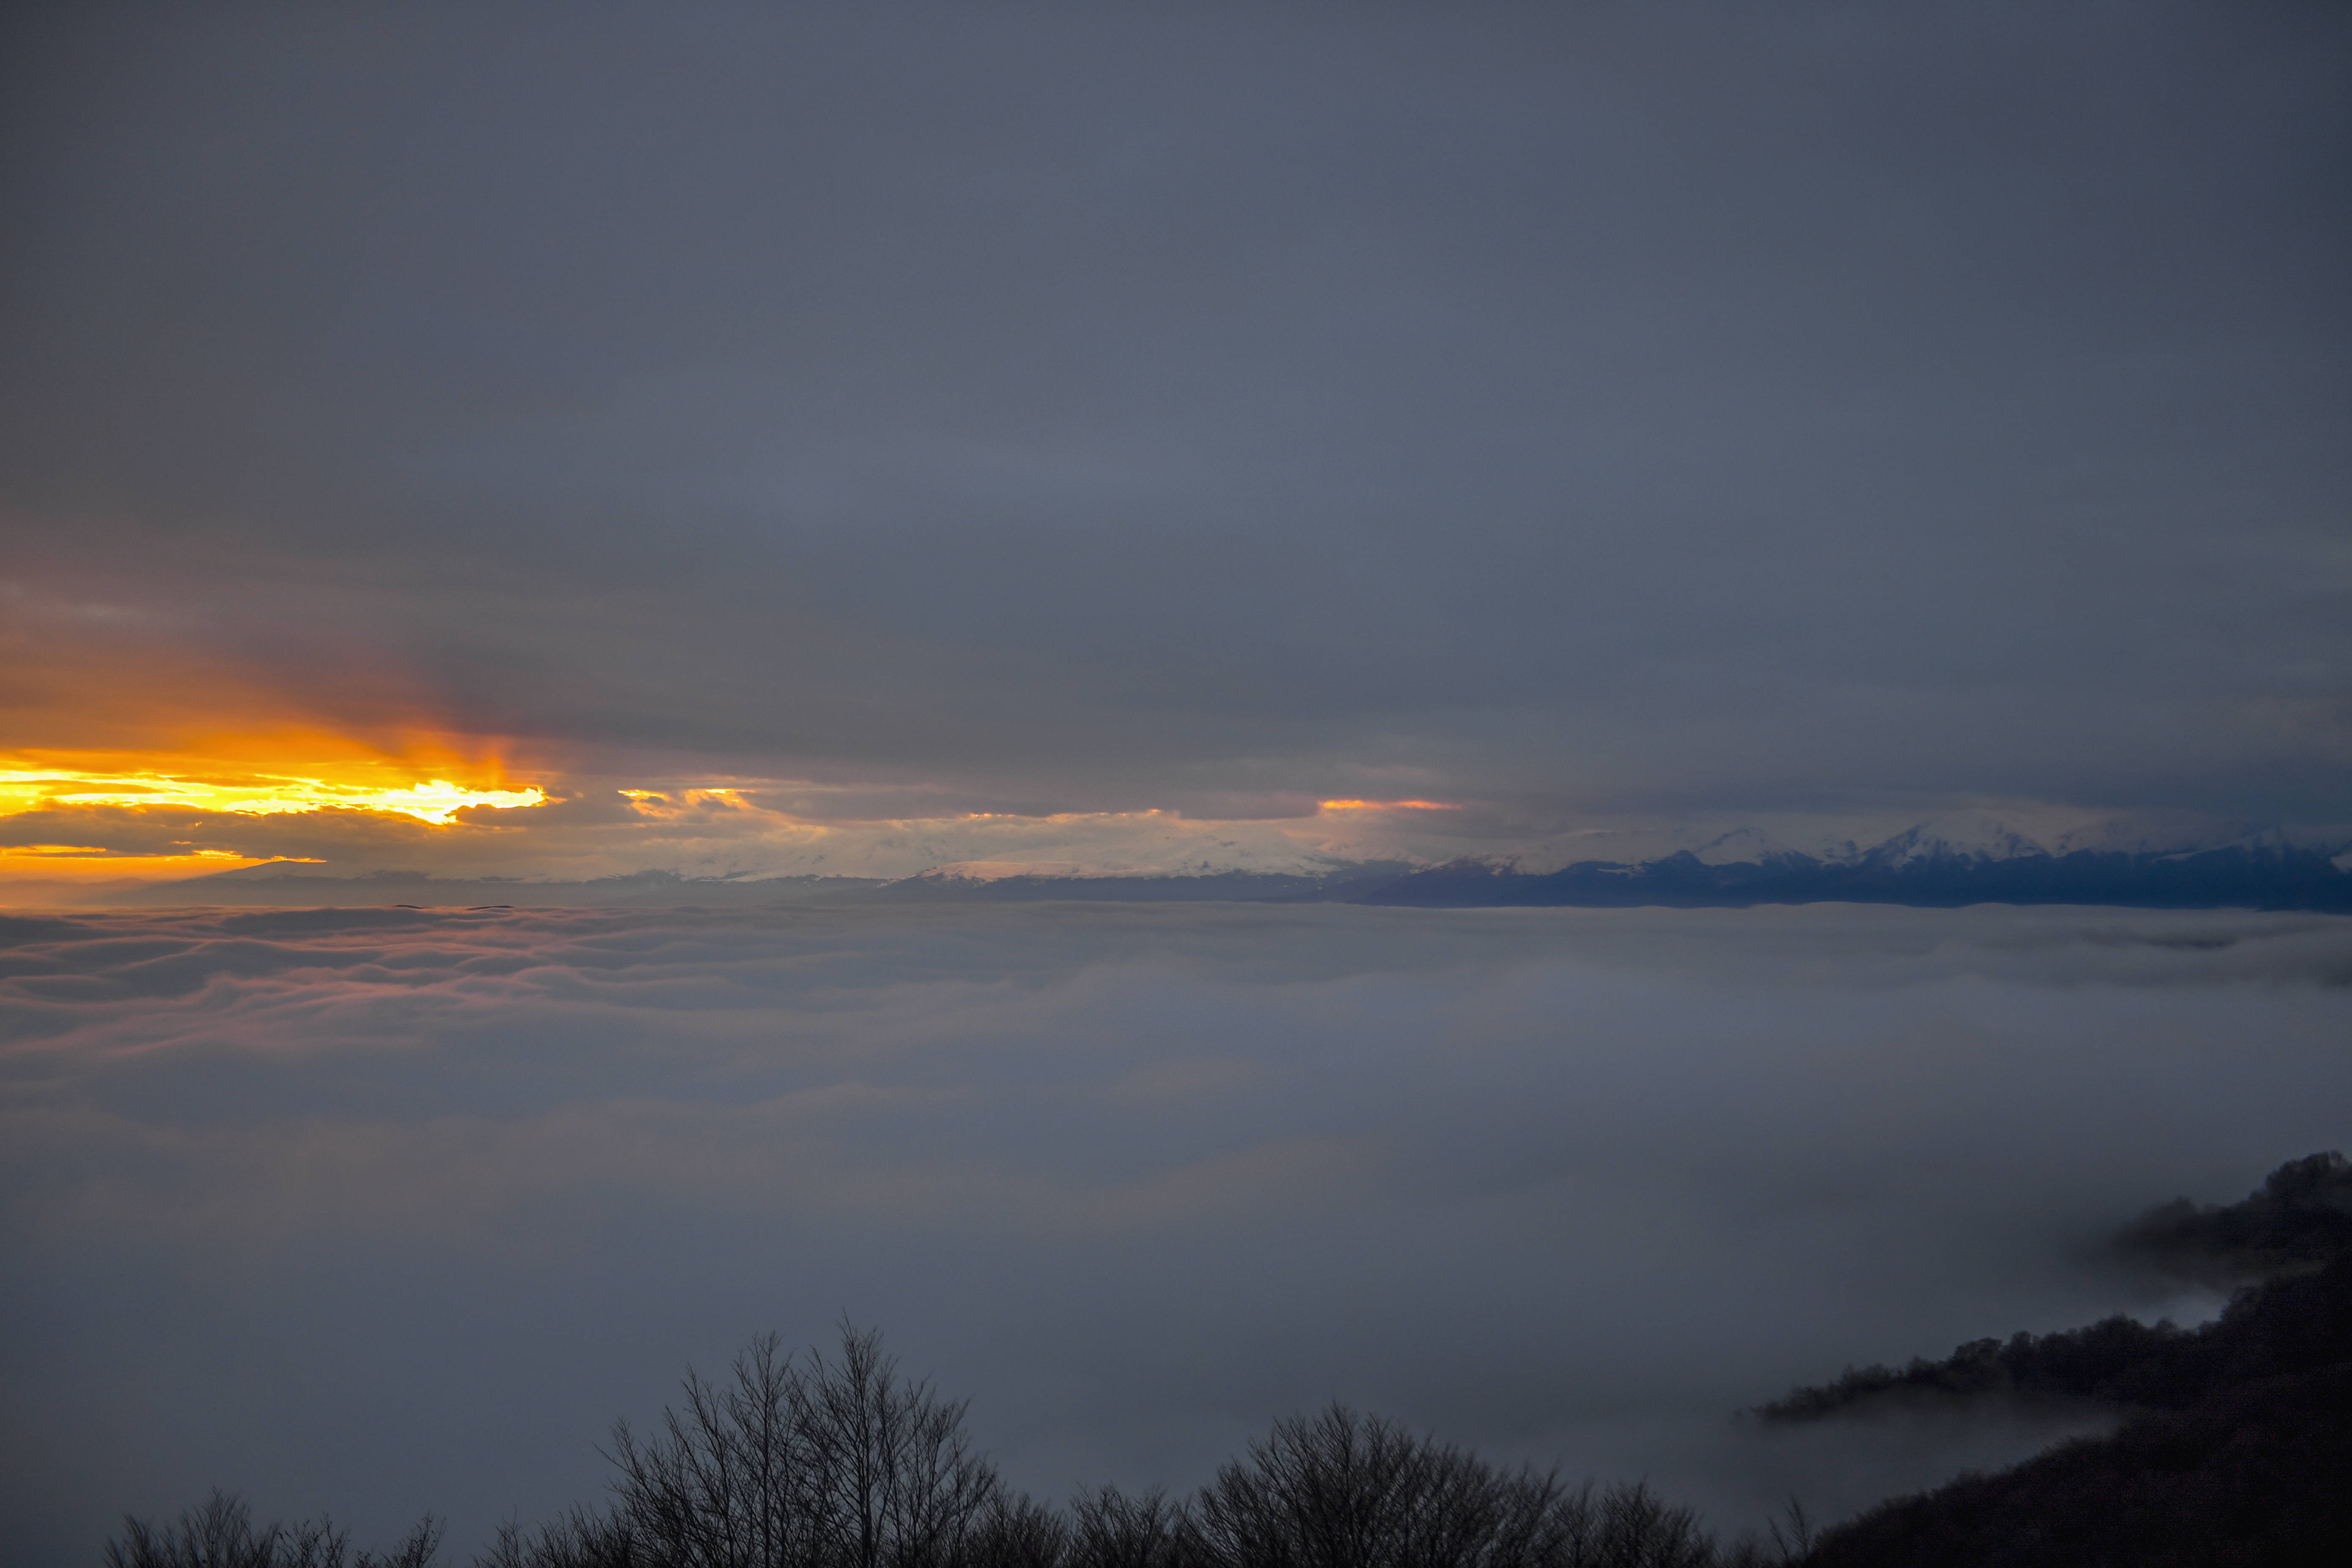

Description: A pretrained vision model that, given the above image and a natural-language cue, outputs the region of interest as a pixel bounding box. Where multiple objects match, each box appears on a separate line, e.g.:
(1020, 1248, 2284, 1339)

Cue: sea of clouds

(5, 901, 2350, 1563)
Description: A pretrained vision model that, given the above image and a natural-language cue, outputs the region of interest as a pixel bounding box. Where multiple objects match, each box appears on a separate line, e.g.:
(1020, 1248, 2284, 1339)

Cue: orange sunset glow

(0, 847, 303, 882)
(0, 738, 551, 883)
(0, 764, 544, 824)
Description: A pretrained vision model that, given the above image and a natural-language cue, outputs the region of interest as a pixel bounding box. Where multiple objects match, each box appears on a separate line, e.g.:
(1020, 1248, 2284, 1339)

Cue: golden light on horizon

(1, 755, 548, 825)
(0, 844, 305, 883)
(0, 743, 549, 894)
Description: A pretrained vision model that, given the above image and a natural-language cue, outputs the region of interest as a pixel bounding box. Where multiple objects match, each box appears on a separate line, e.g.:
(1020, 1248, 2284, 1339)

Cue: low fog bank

(4, 904, 2348, 1563)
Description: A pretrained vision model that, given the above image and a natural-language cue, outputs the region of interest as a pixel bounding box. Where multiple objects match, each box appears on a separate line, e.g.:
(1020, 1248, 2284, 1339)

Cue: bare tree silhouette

(781, 1324, 1001, 1568)
(1067, 1486, 1192, 1568)
(106, 1488, 439, 1568)
(122, 1331, 1756, 1568)
(488, 1322, 1004, 1568)
(964, 1494, 1070, 1568)
(1185, 1405, 1717, 1568)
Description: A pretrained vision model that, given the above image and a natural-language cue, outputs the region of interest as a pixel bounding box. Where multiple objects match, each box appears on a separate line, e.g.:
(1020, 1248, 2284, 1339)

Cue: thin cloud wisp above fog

(5, 903, 2349, 1560)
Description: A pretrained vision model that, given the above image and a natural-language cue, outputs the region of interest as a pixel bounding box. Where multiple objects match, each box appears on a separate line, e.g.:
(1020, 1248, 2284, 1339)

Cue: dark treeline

(109, 1157, 2352, 1568)
(1762, 1153, 2352, 1420)
(2115, 1150, 2352, 1281)
(103, 1490, 440, 1568)
(1799, 1363, 2352, 1567)
(1759, 1254, 2352, 1563)
(1776, 1154, 2352, 1565)
(110, 1325, 1777, 1568)
(1758, 1252, 2352, 1426)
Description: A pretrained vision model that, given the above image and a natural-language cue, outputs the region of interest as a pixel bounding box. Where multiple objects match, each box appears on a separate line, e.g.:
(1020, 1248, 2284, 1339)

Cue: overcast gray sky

(3, 1, 2347, 879)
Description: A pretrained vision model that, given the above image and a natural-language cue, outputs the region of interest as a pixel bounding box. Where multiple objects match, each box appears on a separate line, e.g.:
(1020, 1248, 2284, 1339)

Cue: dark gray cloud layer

(5, 902, 2350, 1561)
(5, 2, 2347, 822)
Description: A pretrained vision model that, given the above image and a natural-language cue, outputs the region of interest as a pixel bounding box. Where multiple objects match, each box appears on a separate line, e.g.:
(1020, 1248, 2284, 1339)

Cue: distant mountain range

(1360, 840, 2352, 912)
(87, 826, 2352, 911)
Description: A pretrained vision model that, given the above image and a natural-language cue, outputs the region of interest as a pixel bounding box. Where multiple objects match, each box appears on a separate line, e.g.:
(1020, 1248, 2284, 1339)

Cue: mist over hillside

(98, 1154, 2352, 1566)
(1779, 1155, 2352, 1564)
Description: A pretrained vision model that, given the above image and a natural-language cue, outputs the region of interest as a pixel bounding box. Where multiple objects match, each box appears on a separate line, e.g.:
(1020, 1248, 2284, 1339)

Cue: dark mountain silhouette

(1775, 1154, 2352, 1566)
(91, 837, 2352, 912)
(1352, 843, 2352, 913)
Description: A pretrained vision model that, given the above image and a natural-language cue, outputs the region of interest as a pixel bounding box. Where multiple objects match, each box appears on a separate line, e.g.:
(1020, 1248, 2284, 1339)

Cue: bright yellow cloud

(1, 759, 545, 825)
